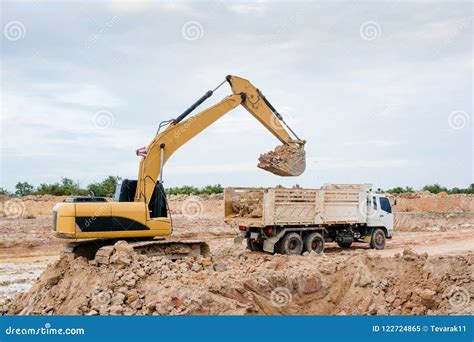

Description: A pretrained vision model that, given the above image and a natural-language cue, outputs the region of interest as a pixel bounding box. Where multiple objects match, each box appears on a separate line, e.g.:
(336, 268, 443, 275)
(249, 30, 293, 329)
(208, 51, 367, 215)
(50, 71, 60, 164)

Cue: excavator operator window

(114, 179, 137, 202)
(148, 182, 168, 218)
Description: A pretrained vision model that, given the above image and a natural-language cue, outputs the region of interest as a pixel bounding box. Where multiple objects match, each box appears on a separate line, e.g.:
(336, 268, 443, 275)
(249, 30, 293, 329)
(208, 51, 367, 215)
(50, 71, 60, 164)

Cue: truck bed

(224, 184, 371, 228)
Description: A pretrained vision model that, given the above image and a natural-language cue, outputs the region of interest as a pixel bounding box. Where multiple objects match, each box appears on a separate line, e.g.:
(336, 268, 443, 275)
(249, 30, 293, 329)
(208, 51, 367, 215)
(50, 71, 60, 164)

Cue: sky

(0, 0, 472, 191)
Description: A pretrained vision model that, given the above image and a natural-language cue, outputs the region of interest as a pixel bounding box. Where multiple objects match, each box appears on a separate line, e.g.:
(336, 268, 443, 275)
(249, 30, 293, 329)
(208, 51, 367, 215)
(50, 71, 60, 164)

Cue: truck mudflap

(263, 230, 286, 253)
(234, 232, 246, 245)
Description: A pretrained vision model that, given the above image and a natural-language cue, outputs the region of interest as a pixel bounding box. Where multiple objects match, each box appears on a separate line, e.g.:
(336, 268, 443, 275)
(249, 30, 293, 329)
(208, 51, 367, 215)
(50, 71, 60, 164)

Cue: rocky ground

(0, 192, 473, 315)
(4, 242, 473, 316)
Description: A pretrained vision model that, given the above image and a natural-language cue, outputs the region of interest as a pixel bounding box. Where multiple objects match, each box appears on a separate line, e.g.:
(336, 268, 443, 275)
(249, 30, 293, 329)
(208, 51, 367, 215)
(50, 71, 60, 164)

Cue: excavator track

(64, 238, 210, 261)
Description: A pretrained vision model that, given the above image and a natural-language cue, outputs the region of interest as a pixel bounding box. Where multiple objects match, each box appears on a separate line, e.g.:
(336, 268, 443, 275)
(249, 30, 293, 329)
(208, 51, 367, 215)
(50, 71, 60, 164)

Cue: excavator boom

(136, 75, 305, 207)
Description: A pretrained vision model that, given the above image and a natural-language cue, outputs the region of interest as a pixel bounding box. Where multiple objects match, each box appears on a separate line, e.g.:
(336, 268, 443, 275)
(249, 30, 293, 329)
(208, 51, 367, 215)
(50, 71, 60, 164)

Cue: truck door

(366, 195, 380, 228)
(379, 196, 394, 237)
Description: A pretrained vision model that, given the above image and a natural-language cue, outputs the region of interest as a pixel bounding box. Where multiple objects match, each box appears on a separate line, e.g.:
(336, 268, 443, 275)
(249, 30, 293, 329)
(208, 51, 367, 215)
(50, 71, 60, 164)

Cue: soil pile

(258, 143, 306, 176)
(231, 190, 263, 218)
(6, 242, 473, 316)
(395, 193, 473, 213)
(395, 212, 474, 232)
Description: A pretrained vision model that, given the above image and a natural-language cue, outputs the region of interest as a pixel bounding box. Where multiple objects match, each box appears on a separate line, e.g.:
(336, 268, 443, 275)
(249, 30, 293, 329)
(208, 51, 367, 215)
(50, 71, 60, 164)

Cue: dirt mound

(258, 142, 306, 176)
(395, 193, 473, 213)
(395, 212, 474, 232)
(231, 190, 263, 218)
(6, 241, 473, 316)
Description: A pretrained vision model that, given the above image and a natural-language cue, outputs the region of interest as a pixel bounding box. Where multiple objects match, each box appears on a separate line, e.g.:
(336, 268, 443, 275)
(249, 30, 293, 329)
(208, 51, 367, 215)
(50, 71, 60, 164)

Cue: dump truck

(225, 184, 394, 255)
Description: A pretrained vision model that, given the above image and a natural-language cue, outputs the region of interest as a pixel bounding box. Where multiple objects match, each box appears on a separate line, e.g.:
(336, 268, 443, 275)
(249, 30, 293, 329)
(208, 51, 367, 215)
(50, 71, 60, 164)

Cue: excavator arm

(135, 75, 305, 207)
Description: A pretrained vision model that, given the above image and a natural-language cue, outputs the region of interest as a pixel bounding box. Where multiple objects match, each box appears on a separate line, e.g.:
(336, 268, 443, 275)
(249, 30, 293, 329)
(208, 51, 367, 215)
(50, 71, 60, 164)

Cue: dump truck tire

(246, 239, 263, 252)
(370, 228, 386, 250)
(279, 232, 303, 255)
(304, 232, 325, 254)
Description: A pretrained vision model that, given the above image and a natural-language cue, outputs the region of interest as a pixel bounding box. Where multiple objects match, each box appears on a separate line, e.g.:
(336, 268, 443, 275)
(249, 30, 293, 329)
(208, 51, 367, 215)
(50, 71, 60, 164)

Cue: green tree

(0, 188, 10, 195)
(166, 184, 224, 195)
(200, 184, 224, 194)
(35, 178, 86, 196)
(15, 182, 34, 196)
(422, 184, 448, 194)
(449, 184, 474, 194)
(386, 186, 415, 194)
(87, 176, 121, 197)
(59, 178, 84, 195)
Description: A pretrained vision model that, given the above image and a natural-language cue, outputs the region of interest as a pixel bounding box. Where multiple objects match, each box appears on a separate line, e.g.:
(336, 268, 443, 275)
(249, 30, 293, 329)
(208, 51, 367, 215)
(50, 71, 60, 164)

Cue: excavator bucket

(258, 140, 306, 176)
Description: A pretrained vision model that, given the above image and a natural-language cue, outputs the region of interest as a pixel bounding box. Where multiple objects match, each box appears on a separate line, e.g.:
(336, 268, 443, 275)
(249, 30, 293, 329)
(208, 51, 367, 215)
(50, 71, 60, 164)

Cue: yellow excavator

(52, 75, 305, 259)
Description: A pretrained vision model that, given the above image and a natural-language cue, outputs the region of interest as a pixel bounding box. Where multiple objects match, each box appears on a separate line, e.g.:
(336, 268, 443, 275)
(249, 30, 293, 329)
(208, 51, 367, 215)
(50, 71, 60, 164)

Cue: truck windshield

(380, 197, 392, 213)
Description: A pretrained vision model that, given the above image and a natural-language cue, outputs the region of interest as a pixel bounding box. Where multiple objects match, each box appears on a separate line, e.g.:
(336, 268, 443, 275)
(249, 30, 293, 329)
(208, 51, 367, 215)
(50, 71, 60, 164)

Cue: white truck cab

(367, 192, 394, 238)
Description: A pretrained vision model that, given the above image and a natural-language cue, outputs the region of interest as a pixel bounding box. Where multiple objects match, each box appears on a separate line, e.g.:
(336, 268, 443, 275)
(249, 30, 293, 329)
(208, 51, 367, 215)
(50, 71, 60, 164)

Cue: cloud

(309, 158, 409, 170)
(394, 18, 472, 42)
(107, 1, 150, 13)
(227, 2, 268, 15)
(344, 140, 406, 147)
(52, 84, 123, 107)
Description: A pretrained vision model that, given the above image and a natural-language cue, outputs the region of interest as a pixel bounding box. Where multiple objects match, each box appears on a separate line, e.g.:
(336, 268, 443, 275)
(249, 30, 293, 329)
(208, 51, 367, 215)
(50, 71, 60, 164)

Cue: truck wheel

(370, 228, 386, 250)
(246, 239, 263, 252)
(304, 232, 325, 254)
(279, 233, 303, 255)
(337, 241, 352, 248)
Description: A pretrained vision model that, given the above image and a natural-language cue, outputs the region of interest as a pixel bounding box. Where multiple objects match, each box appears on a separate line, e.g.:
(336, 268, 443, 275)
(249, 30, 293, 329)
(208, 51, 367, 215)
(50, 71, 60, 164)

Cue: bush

(86, 176, 121, 197)
(386, 186, 415, 194)
(15, 182, 34, 196)
(35, 178, 87, 196)
(166, 184, 223, 195)
(0, 188, 10, 196)
(448, 184, 474, 195)
(422, 184, 449, 194)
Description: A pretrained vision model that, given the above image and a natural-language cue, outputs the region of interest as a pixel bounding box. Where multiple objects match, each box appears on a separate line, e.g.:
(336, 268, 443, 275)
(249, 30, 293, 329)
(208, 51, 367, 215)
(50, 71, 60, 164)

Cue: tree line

(0, 177, 224, 197)
(0, 179, 472, 197)
(385, 184, 474, 194)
